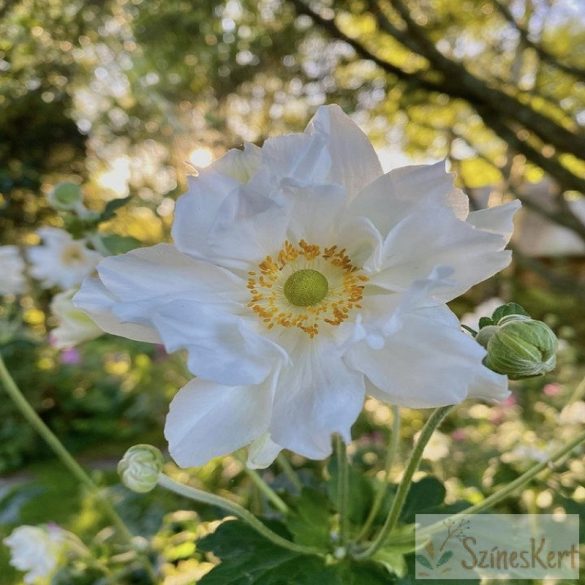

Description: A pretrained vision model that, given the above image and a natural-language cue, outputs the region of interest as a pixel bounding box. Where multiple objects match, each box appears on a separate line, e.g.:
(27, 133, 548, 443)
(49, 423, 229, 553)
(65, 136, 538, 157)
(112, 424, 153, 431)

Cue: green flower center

(284, 269, 329, 307)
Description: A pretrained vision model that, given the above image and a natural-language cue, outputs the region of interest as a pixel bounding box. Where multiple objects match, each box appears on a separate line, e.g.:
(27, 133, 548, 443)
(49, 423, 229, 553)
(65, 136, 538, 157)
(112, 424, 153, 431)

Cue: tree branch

(493, 0, 585, 81)
(384, 0, 585, 159)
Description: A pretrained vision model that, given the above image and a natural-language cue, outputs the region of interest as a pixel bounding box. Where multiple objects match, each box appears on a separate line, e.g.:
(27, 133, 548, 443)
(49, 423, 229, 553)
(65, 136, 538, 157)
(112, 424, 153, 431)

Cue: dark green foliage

(198, 520, 393, 585)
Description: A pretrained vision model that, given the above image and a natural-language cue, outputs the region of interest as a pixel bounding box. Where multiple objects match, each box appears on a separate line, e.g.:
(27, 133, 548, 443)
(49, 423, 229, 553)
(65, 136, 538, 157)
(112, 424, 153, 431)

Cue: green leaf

(400, 477, 446, 523)
(399, 553, 481, 585)
(372, 547, 407, 578)
(478, 316, 493, 329)
(491, 302, 529, 324)
(198, 520, 393, 585)
(379, 524, 417, 554)
(99, 195, 132, 222)
(286, 488, 332, 549)
(100, 234, 142, 255)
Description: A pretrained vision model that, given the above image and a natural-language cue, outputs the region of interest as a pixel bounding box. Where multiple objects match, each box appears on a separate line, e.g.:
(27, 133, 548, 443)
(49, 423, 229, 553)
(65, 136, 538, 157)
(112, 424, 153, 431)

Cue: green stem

(417, 426, 585, 540)
(335, 435, 350, 545)
(277, 454, 303, 491)
(157, 474, 323, 556)
(567, 372, 585, 404)
(0, 354, 133, 543)
(355, 406, 453, 559)
(242, 465, 289, 514)
(356, 405, 401, 542)
(0, 354, 159, 582)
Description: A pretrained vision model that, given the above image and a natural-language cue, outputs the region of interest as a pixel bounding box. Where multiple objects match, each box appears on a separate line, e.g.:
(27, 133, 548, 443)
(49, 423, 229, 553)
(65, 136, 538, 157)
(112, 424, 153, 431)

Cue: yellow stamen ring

(247, 240, 368, 338)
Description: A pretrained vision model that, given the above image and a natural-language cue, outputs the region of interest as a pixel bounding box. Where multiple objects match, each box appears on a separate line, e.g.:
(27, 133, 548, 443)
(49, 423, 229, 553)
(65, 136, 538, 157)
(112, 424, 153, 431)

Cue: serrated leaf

(400, 553, 481, 585)
(198, 520, 393, 585)
(287, 488, 332, 549)
(99, 196, 132, 222)
(491, 302, 529, 324)
(380, 524, 417, 554)
(373, 548, 407, 577)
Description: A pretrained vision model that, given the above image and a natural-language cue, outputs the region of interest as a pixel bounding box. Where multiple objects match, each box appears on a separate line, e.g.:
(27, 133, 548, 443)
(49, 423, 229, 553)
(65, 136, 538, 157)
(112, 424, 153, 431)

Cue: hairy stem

(356, 405, 401, 542)
(355, 406, 454, 559)
(157, 474, 323, 556)
(335, 435, 350, 545)
(242, 465, 289, 514)
(277, 453, 303, 491)
(417, 426, 585, 540)
(0, 353, 157, 580)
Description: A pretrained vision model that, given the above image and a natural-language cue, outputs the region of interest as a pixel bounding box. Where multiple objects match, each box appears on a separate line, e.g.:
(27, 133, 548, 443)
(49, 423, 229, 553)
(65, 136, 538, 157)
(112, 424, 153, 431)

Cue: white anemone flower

(28, 228, 101, 289)
(0, 245, 27, 295)
(74, 105, 519, 468)
(3, 525, 65, 584)
(50, 289, 102, 348)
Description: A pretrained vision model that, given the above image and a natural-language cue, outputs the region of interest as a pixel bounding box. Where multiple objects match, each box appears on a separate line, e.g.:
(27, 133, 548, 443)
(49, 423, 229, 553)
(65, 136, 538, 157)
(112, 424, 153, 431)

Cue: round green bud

(483, 316, 558, 380)
(284, 269, 329, 307)
(48, 183, 83, 211)
(118, 445, 164, 493)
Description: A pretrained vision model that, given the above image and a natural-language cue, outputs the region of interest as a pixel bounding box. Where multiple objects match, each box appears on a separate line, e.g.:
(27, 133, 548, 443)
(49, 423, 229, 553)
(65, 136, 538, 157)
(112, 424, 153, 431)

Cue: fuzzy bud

(118, 445, 164, 493)
(480, 312, 558, 380)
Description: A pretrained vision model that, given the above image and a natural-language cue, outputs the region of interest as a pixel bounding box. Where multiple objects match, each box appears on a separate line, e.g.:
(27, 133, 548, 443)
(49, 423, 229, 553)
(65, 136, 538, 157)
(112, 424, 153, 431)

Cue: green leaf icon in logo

(437, 551, 453, 567)
(415, 555, 434, 570)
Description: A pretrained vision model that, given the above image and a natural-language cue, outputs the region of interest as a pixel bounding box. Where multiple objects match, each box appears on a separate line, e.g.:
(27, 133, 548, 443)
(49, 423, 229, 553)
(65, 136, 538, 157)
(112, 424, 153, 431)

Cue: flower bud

(482, 314, 558, 380)
(48, 182, 83, 211)
(118, 445, 164, 493)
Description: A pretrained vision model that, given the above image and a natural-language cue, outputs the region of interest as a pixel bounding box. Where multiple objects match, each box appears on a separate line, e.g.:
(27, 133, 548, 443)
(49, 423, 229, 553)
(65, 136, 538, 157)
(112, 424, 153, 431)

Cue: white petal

(164, 378, 272, 468)
(201, 185, 289, 269)
(212, 142, 262, 183)
(97, 244, 245, 304)
(466, 200, 521, 240)
(281, 181, 347, 245)
(468, 365, 510, 402)
(152, 299, 286, 386)
(370, 203, 515, 301)
(74, 277, 161, 343)
(172, 164, 241, 260)
(247, 434, 282, 469)
(346, 305, 499, 408)
(306, 105, 383, 198)
(348, 161, 468, 237)
(270, 339, 365, 459)
(260, 132, 331, 185)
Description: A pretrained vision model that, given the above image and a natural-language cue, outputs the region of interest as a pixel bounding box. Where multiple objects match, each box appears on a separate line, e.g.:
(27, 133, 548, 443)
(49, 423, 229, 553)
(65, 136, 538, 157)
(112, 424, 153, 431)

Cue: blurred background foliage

(1, 0, 584, 583)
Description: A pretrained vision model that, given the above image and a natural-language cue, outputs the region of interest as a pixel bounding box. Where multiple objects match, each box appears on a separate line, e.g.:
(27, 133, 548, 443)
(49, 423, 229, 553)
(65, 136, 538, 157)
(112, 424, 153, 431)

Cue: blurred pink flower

(543, 383, 561, 397)
(60, 347, 81, 365)
(451, 428, 467, 441)
(502, 394, 517, 407)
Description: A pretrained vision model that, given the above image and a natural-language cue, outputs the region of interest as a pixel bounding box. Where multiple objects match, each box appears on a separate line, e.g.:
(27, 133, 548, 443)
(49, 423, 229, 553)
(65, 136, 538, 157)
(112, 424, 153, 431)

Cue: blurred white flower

(75, 105, 519, 468)
(50, 289, 102, 349)
(506, 445, 549, 464)
(415, 429, 451, 462)
(0, 245, 27, 295)
(28, 228, 101, 289)
(559, 401, 585, 425)
(461, 297, 504, 331)
(3, 525, 65, 584)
